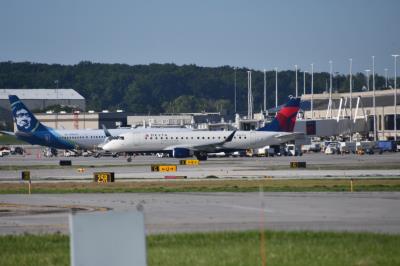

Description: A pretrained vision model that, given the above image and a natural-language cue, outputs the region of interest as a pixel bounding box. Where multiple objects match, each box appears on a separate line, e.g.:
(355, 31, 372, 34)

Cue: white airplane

(102, 97, 301, 160)
(6, 95, 191, 151)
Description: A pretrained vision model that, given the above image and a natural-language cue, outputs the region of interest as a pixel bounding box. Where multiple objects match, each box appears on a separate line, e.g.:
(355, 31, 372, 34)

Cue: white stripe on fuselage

(102, 131, 286, 153)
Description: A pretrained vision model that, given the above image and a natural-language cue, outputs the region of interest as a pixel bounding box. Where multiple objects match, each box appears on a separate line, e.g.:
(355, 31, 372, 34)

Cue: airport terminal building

(300, 89, 400, 140)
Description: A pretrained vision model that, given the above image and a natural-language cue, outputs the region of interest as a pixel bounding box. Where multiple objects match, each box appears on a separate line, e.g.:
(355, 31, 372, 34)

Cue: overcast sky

(1, 0, 399, 75)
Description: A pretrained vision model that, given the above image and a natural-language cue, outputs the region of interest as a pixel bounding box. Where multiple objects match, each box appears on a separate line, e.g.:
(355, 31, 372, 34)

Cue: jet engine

(172, 148, 191, 158)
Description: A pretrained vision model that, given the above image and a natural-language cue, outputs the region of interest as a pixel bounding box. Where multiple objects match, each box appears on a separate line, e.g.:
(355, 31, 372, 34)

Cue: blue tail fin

(257, 97, 301, 132)
(8, 95, 47, 133)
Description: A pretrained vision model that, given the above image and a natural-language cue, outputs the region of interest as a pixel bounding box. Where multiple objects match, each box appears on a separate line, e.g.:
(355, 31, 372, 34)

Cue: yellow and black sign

(21, 171, 30, 181)
(93, 172, 115, 183)
(179, 159, 199, 165)
(290, 162, 307, 168)
(151, 164, 177, 172)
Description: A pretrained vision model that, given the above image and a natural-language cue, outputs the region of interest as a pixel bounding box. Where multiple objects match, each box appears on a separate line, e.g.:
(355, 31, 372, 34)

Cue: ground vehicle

(43, 147, 58, 157)
(309, 142, 322, 152)
(0, 147, 11, 157)
(324, 142, 340, 154)
(94, 151, 119, 158)
(231, 151, 246, 157)
(64, 150, 77, 157)
(82, 151, 93, 157)
(285, 144, 302, 156)
(376, 141, 397, 152)
(11, 146, 24, 155)
(339, 142, 356, 154)
(208, 152, 227, 158)
(303, 142, 322, 153)
(356, 141, 383, 155)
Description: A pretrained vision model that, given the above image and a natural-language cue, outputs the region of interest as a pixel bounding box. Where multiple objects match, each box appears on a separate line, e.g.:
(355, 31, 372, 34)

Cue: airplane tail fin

(8, 95, 47, 133)
(257, 97, 301, 132)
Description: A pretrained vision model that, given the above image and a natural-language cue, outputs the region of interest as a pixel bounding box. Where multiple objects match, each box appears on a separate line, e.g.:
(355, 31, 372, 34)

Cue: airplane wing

(273, 132, 305, 143)
(163, 130, 237, 152)
(0, 131, 16, 136)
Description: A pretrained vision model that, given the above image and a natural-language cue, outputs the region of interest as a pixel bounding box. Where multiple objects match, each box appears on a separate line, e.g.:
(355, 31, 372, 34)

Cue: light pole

(311, 63, 314, 119)
(275, 67, 278, 108)
(247, 71, 253, 119)
(329, 60, 333, 118)
(365, 69, 371, 91)
(392, 54, 399, 141)
(303, 71, 307, 95)
(384, 68, 388, 88)
(234, 67, 237, 114)
(349, 58, 353, 141)
(263, 69, 266, 112)
(295, 65, 298, 97)
(54, 80, 59, 129)
(349, 58, 353, 121)
(55, 80, 59, 102)
(372, 56, 377, 141)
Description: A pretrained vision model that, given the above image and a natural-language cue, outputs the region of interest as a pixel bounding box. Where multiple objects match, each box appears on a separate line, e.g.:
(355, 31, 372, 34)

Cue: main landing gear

(195, 151, 208, 161)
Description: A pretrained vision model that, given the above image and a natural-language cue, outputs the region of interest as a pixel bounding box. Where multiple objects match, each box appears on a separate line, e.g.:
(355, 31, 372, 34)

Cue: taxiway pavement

(0, 192, 399, 235)
(1, 153, 399, 181)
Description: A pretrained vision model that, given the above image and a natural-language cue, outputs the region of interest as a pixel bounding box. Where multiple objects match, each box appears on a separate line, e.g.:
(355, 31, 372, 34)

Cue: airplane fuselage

(102, 130, 289, 153)
(16, 128, 192, 151)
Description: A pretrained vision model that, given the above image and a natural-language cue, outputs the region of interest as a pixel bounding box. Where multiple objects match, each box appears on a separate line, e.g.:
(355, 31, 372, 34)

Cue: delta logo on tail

(257, 97, 301, 132)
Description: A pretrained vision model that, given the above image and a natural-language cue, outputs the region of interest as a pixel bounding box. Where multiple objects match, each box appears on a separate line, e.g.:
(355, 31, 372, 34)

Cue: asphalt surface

(0, 153, 399, 180)
(1, 152, 399, 236)
(1, 192, 399, 235)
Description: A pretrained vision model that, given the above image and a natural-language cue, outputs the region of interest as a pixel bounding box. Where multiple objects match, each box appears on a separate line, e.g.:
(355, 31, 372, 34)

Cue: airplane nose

(101, 141, 116, 152)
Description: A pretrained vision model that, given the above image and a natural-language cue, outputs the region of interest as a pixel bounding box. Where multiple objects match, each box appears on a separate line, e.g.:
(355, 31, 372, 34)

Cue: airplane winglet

(102, 124, 112, 137)
(224, 130, 237, 142)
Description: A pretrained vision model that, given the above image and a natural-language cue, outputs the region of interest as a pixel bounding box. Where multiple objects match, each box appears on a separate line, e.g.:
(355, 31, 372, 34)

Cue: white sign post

(70, 211, 147, 266)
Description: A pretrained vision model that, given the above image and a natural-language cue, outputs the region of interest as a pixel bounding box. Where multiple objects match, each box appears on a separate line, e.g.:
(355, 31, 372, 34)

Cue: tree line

(0, 61, 395, 115)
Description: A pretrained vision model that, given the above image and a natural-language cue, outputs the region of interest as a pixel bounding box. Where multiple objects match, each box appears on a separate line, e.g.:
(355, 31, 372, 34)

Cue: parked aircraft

(102, 97, 301, 160)
(5, 95, 190, 151)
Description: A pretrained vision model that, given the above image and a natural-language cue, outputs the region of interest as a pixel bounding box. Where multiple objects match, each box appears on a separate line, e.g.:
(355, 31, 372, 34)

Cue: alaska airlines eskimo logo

(15, 108, 32, 130)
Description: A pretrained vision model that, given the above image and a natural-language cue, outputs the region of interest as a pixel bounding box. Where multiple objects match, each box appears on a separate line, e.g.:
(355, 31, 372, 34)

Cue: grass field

(0, 230, 399, 266)
(1, 178, 400, 194)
